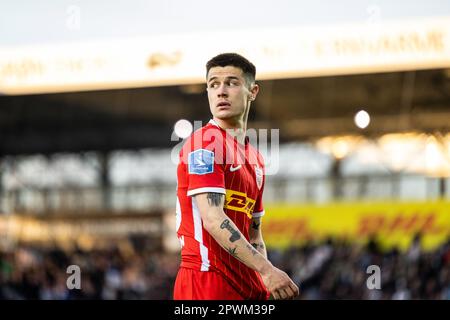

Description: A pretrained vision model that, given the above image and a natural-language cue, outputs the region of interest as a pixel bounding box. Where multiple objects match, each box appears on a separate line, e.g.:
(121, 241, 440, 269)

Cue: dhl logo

(224, 190, 256, 219)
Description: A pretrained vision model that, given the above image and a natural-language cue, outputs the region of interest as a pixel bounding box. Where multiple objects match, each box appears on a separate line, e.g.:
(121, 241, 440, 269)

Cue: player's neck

(212, 117, 247, 144)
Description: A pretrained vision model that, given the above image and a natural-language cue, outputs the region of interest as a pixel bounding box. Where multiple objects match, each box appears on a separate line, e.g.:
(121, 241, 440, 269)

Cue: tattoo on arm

(207, 193, 223, 207)
(227, 246, 238, 258)
(227, 244, 258, 262)
(226, 246, 245, 263)
(220, 219, 241, 242)
(251, 221, 261, 230)
(246, 244, 259, 256)
(251, 242, 265, 252)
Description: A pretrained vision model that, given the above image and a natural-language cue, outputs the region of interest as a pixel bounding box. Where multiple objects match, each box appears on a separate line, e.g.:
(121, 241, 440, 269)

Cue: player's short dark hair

(206, 53, 256, 86)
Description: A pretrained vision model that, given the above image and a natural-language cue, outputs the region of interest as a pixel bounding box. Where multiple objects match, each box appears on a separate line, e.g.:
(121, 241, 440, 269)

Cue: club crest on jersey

(188, 149, 214, 175)
(255, 165, 263, 190)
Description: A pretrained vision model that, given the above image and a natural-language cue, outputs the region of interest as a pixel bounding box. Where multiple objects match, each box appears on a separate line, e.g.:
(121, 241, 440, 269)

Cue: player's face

(206, 66, 255, 121)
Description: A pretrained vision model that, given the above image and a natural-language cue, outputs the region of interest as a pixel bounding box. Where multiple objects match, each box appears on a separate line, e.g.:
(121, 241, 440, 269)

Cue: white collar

(208, 119, 220, 128)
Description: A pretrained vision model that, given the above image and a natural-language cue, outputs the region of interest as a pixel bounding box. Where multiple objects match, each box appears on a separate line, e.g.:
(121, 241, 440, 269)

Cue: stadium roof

(0, 68, 449, 155)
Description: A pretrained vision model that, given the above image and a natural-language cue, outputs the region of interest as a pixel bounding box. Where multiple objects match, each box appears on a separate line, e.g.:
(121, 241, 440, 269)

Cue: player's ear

(248, 83, 259, 101)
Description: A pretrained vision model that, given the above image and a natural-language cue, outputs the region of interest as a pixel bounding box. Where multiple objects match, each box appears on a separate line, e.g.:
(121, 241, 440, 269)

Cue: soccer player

(173, 53, 299, 300)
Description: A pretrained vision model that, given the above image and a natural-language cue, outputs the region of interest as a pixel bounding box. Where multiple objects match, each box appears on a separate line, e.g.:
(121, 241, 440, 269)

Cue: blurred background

(0, 0, 449, 300)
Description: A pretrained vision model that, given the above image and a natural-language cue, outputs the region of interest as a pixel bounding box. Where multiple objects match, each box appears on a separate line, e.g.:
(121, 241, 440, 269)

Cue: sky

(1, 0, 450, 46)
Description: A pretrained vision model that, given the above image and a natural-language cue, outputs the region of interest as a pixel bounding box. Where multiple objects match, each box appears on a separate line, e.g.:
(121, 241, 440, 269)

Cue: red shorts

(173, 267, 244, 300)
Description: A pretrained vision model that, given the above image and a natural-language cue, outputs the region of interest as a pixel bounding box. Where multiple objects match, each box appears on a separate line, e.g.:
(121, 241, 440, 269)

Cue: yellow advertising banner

(263, 201, 450, 251)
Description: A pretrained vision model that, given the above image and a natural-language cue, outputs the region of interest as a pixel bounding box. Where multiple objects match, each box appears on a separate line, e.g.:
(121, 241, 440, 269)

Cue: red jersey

(176, 119, 269, 300)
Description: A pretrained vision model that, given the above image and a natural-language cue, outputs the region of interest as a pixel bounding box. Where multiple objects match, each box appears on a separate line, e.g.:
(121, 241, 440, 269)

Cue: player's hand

(260, 265, 300, 300)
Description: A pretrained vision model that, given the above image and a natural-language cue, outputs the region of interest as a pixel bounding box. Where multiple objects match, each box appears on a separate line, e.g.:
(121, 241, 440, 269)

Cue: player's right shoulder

(181, 124, 224, 153)
(179, 124, 225, 168)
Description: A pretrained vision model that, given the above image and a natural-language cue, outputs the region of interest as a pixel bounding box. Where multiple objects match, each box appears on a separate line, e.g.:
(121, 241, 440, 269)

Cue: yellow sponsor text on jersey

(224, 189, 256, 218)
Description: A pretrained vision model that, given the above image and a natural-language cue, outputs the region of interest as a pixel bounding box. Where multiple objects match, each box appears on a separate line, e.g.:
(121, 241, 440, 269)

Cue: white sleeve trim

(187, 187, 226, 197)
(252, 210, 265, 218)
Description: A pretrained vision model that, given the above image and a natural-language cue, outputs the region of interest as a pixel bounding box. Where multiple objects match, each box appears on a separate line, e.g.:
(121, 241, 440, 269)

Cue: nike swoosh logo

(230, 165, 242, 172)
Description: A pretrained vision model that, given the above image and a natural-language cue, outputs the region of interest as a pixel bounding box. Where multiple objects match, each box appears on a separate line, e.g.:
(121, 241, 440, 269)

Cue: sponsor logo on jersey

(224, 190, 256, 218)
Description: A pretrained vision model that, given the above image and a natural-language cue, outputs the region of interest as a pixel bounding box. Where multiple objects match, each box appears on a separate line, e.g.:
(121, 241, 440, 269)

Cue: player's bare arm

(195, 192, 300, 300)
(248, 216, 267, 259)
